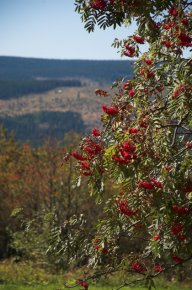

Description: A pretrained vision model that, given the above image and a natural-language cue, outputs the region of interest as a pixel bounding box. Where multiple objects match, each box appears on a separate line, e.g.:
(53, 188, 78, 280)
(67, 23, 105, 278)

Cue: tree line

(0, 56, 133, 84)
(0, 111, 85, 146)
(0, 79, 82, 100)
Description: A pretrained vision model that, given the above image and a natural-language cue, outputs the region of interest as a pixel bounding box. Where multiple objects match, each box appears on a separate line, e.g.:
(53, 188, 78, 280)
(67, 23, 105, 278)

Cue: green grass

(0, 285, 63, 290)
(1, 280, 192, 290)
(0, 260, 192, 290)
(0, 284, 192, 290)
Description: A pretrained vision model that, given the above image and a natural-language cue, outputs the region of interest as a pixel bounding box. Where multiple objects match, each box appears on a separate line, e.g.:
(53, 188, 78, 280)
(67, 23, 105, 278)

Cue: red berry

(153, 234, 160, 241)
(95, 244, 100, 250)
(131, 262, 144, 272)
(171, 223, 183, 235)
(164, 40, 171, 48)
(182, 18, 188, 25)
(156, 85, 164, 92)
(164, 165, 172, 171)
(128, 89, 135, 97)
(77, 280, 89, 290)
(140, 69, 145, 75)
(144, 58, 153, 65)
(92, 128, 101, 137)
(129, 127, 139, 134)
(101, 248, 108, 254)
(138, 181, 154, 190)
(133, 35, 145, 44)
(124, 45, 135, 57)
(172, 255, 184, 264)
(102, 104, 119, 115)
(154, 264, 164, 273)
(90, 0, 106, 10)
(169, 7, 178, 17)
(71, 151, 86, 161)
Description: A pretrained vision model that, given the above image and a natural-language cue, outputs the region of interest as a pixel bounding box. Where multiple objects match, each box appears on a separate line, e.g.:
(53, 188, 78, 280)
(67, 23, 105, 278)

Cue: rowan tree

(67, 0, 192, 289)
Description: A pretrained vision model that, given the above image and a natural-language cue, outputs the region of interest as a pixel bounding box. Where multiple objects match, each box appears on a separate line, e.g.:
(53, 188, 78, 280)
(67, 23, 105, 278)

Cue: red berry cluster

(123, 35, 145, 58)
(138, 179, 163, 190)
(112, 140, 137, 165)
(133, 35, 145, 44)
(71, 130, 102, 176)
(171, 222, 187, 241)
(95, 89, 109, 97)
(117, 199, 138, 216)
(162, 7, 192, 48)
(172, 204, 190, 215)
(178, 32, 192, 47)
(102, 104, 119, 115)
(124, 44, 135, 57)
(144, 58, 153, 65)
(169, 7, 178, 17)
(131, 262, 145, 273)
(92, 128, 101, 137)
(71, 151, 86, 161)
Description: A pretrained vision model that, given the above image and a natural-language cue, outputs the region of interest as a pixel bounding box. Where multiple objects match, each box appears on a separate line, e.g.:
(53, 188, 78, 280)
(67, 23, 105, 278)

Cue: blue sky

(1, 1, 190, 60)
(0, 0, 137, 60)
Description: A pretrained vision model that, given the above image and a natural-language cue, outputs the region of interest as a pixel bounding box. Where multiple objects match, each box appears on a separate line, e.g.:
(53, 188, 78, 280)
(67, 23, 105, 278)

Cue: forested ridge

(0, 79, 82, 100)
(0, 112, 85, 146)
(0, 56, 133, 83)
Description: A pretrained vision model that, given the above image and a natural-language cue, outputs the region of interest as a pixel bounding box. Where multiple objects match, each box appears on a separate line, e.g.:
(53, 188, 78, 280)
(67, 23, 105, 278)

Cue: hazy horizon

(0, 55, 134, 61)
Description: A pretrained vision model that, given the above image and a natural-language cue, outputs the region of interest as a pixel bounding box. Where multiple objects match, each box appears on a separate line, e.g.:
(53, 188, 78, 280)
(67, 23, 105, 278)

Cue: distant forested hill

(0, 79, 82, 100)
(0, 56, 133, 144)
(0, 56, 133, 82)
(0, 111, 85, 146)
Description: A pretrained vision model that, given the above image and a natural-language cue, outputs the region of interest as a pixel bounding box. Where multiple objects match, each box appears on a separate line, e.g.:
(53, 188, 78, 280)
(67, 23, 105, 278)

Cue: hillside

(0, 56, 133, 144)
(0, 56, 133, 84)
(0, 111, 85, 147)
(0, 86, 110, 145)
